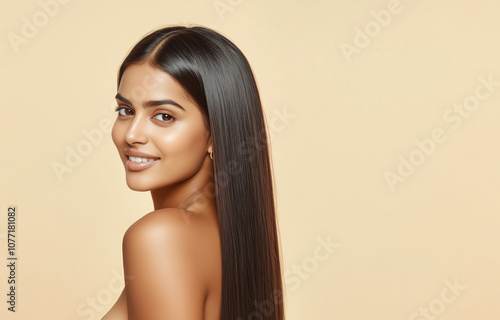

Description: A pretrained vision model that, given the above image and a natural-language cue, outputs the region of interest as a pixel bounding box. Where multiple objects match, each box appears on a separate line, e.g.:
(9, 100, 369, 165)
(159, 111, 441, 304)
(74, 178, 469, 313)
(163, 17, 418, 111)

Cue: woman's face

(112, 62, 211, 192)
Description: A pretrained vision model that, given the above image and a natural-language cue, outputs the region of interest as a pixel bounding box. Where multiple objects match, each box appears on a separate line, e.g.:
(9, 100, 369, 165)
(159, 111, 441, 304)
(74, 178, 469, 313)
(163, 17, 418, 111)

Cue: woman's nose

(125, 115, 148, 145)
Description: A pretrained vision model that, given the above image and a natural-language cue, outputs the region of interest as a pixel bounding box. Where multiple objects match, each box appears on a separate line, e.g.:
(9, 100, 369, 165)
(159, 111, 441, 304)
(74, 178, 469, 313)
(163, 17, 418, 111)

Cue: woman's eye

(115, 106, 133, 116)
(154, 113, 174, 122)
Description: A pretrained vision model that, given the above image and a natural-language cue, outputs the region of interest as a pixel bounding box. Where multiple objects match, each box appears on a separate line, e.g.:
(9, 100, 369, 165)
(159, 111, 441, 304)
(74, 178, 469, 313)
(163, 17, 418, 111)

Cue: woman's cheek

(163, 127, 207, 165)
(111, 121, 123, 150)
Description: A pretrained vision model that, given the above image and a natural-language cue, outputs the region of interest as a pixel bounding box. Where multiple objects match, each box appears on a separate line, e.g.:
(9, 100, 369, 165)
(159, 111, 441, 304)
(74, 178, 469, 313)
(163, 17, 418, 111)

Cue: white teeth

(129, 156, 156, 163)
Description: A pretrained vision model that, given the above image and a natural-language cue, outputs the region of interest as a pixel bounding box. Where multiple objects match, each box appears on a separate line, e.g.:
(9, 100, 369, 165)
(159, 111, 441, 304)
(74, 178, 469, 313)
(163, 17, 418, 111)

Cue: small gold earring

(209, 150, 213, 160)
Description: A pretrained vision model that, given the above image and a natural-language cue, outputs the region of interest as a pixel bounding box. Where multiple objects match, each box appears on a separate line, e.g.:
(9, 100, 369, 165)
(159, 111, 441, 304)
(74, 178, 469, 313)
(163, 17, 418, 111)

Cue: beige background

(1, 0, 499, 319)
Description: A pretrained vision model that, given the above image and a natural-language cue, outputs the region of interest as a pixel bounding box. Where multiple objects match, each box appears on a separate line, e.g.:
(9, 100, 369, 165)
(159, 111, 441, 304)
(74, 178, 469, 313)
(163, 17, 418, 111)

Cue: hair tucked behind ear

(118, 26, 284, 320)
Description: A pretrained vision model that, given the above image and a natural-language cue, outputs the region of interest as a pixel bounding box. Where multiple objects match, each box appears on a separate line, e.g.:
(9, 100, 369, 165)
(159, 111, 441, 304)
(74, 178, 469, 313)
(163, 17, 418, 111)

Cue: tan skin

(101, 62, 221, 320)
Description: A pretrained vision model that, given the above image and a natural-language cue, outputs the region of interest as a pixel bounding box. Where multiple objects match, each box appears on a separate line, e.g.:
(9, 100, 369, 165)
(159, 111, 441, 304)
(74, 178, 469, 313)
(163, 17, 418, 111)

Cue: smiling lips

(129, 156, 156, 163)
(124, 150, 160, 171)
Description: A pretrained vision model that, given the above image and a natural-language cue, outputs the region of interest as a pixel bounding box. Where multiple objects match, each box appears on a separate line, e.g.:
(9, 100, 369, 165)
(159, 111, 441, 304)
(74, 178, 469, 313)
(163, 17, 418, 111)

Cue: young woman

(101, 26, 285, 320)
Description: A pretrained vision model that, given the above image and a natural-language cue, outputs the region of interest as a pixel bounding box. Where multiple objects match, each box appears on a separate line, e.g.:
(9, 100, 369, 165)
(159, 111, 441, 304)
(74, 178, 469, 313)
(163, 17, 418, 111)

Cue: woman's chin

(125, 179, 153, 192)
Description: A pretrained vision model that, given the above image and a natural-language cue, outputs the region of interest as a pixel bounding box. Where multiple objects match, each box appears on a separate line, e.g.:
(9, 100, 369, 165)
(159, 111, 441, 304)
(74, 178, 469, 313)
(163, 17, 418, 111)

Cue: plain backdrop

(1, 0, 499, 319)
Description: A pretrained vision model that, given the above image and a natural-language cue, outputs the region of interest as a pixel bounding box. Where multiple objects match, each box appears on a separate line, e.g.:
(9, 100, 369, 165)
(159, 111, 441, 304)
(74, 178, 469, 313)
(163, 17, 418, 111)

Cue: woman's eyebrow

(115, 93, 185, 111)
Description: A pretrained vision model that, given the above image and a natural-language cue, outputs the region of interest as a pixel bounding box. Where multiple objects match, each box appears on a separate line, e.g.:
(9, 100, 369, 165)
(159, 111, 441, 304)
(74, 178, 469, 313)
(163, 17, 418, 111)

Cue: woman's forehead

(118, 63, 195, 108)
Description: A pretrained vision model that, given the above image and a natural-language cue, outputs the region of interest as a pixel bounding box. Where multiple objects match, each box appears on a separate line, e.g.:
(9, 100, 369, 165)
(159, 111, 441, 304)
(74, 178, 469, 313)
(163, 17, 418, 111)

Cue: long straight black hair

(117, 26, 284, 319)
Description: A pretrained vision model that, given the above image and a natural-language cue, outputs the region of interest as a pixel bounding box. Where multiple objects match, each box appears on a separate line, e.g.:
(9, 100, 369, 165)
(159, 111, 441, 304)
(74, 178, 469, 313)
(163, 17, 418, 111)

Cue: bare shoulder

(122, 208, 221, 320)
(123, 208, 220, 276)
(125, 207, 217, 239)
